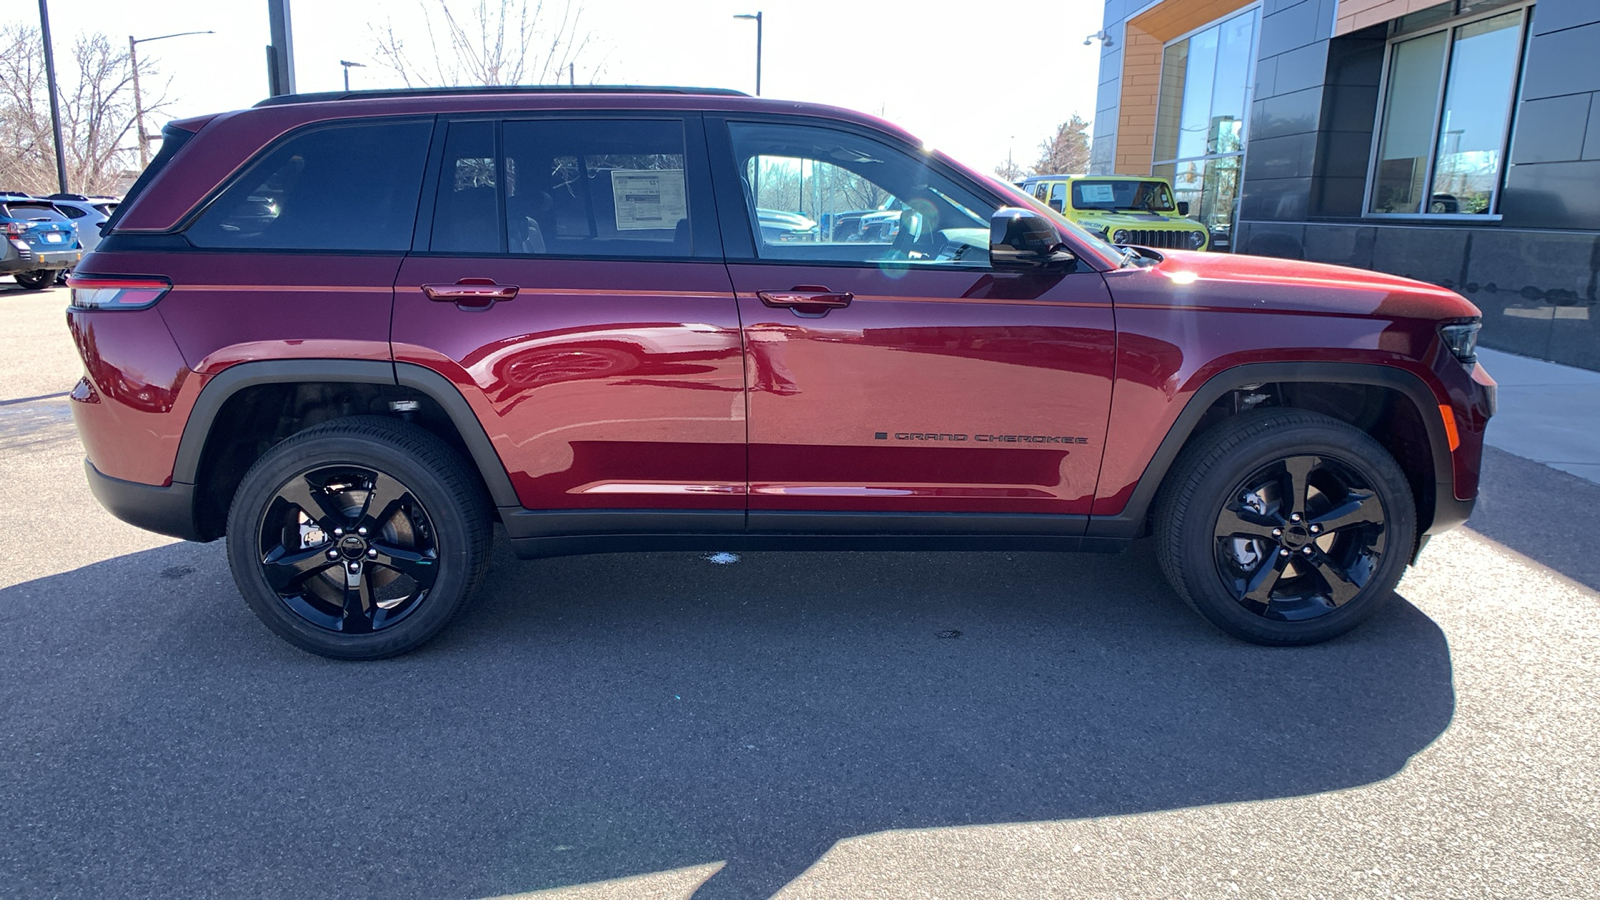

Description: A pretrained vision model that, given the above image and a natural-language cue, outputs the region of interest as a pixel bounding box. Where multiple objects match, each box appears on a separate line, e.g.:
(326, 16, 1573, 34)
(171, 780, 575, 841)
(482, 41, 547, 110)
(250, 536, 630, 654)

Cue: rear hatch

(0, 202, 78, 249)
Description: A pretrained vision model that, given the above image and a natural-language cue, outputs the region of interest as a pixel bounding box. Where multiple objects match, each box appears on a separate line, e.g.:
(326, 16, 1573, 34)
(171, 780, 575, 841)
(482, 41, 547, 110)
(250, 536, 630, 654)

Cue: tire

(225, 416, 492, 659)
(13, 270, 51, 290)
(1153, 409, 1416, 646)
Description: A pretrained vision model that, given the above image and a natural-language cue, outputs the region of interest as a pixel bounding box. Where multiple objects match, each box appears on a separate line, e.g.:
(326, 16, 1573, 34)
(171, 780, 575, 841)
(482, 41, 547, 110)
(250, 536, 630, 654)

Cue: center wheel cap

(1281, 525, 1311, 549)
(338, 534, 368, 559)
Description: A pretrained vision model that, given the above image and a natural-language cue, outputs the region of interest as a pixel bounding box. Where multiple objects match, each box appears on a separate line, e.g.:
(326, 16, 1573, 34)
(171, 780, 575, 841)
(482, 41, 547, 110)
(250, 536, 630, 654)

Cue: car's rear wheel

(13, 270, 51, 290)
(1154, 409, 1416, 645)
(226, 416, 491, 659)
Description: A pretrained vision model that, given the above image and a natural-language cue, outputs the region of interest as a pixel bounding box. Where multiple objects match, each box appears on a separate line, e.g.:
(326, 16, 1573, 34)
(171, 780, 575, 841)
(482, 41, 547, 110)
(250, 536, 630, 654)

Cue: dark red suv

(67, 87, 1495, 659)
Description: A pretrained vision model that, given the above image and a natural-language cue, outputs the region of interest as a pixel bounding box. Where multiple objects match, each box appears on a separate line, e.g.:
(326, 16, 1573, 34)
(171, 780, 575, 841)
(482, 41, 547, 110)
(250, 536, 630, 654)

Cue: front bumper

(84, 461, 206, 542)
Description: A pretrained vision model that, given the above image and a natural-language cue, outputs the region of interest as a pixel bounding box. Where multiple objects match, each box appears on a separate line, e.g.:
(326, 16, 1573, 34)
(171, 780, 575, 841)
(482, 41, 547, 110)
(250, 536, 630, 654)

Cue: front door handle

(422, 277, 519, 308)
(757, 285, 853, 317)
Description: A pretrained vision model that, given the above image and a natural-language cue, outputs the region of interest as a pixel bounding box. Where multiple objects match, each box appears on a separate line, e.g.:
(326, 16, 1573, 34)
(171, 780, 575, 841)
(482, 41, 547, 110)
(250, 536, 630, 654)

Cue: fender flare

(1085, 361, 1458, 540)
(173, 359, 519, 508)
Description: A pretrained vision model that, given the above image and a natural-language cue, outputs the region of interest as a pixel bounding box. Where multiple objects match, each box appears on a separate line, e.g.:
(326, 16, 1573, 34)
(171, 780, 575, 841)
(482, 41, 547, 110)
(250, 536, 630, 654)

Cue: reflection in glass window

(729, 121, 997, 266)
(1152, 8, 1257, 244)
(1369, 7, 1529, 215)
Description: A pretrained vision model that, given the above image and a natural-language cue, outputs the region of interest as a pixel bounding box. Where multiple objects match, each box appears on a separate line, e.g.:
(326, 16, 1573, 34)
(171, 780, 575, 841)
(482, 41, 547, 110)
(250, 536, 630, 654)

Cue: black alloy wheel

(1154, 409, 1416, 645)
(257, 464, 439, 635)
(1212, 454, 1386, 622)
(226, 417, 490, 659)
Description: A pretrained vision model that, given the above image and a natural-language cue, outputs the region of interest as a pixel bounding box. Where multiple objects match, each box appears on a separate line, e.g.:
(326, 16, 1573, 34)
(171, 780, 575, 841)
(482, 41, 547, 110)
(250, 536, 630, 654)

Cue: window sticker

(610, 169, 687, 230)
(1079, 183, 1116, 204)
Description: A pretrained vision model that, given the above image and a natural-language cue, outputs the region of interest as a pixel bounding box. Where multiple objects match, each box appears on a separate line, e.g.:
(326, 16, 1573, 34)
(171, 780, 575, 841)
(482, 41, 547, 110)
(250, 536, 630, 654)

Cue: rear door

(707, 117, 1116, 533)
(391, 113, 745, 533)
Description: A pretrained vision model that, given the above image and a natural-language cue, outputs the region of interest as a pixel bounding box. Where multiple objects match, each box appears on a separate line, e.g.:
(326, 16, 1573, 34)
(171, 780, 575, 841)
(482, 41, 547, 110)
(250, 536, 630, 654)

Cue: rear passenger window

(187, 119, 432, 252)
(430, 118, 695, 258)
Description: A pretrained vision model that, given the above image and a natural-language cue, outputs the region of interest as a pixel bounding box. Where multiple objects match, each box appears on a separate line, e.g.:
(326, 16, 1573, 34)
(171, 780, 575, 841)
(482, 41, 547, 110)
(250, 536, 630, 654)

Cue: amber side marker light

(66, 275, 171, 311)
(1439, 404, 1461, 451)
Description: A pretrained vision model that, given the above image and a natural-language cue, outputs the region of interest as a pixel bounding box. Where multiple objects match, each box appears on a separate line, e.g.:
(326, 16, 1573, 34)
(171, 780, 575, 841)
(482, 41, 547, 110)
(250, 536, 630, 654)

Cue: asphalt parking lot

(1, 283, 1595, 899)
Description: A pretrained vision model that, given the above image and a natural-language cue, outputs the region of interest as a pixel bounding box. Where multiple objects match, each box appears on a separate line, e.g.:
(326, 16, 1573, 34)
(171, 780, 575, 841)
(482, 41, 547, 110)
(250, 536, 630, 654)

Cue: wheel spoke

(278, 475, 347, 527)
(369, 542, 438, 590)
(340, 562, 378, 634)
(1242, 552, 1290, 604)
(1215, 504, 1282, 540)
(261, 546, 337, 593)
(358, 473, 412, 530)
(1311, 553, 1365, 606)
(1281, 456, 1317, 519)
(1310, 489, 1383, 533)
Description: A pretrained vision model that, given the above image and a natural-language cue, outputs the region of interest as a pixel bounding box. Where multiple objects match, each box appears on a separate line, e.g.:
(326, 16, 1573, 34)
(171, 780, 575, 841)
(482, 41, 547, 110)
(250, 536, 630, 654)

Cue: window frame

(1362, 1, 1534, 222)
(410, 111, 721, 261)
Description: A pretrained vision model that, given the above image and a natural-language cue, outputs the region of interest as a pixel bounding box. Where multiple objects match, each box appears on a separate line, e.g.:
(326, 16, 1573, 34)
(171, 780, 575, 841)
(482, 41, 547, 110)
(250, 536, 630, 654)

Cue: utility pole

(340, 59, 365, 91)
(733, 12, 762, 96)
(569, 62, 575, 85)
(129, 31, 212, 169)
(37, 0, 68, 193)
(266, 0, 296, 96)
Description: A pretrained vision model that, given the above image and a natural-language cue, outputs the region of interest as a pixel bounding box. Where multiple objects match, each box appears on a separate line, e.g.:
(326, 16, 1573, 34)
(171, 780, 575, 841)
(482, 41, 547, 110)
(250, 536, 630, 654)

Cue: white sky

(5, 0, 1105, 176)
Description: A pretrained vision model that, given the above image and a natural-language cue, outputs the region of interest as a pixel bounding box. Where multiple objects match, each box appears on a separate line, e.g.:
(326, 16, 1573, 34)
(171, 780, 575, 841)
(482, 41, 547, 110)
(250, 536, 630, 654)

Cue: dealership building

(1089, 0, 1600, 370)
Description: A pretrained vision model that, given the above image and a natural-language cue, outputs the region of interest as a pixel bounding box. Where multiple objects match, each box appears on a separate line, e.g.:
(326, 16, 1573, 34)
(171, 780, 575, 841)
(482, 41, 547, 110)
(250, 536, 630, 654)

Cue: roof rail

(254, 84, 749, 108)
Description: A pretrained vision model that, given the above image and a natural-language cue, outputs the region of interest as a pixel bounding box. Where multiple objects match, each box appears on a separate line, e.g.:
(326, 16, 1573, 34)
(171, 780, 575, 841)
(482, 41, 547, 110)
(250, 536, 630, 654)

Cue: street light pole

(37, 0, 69, 193)
(733, 11, 762, 96)
(129, 30, 213, 169)
(339, 59, 366, 91)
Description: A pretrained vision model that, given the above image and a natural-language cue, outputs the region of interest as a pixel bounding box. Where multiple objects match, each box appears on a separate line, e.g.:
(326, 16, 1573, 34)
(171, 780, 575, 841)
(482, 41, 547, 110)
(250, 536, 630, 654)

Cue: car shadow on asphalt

(1467, 445, 1600, 592)
(0, 537, 1455, 900)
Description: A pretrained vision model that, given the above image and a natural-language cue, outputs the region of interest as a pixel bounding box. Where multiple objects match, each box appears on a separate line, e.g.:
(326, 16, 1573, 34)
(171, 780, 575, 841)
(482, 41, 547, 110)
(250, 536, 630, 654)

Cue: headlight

(1439, 320, 1481, 364)
(1187, 230, 1206, 249)
(1112, 229, 1131, 244)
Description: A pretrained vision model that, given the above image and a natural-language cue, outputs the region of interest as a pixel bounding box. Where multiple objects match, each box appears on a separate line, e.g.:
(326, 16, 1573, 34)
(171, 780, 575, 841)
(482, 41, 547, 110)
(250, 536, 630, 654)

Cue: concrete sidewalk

(1477, 347, 1600, 485)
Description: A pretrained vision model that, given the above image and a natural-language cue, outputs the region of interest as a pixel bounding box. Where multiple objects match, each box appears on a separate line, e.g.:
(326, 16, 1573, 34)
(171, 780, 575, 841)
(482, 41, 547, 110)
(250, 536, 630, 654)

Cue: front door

(392, 114, 745, 533)
(709, 118, 1117, 531)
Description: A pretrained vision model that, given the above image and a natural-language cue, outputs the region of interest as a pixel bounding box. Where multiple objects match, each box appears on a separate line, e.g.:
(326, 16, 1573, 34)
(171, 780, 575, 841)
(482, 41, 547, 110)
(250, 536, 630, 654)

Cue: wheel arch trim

(1087, 361, 1457, 540)
(173, 359, 519, 508)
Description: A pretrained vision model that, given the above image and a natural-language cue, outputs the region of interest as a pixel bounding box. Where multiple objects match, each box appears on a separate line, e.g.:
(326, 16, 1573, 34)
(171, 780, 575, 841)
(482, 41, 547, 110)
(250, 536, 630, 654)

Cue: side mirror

(1048, 198, 1064, 212)
(1177, 201, 1190, 216)
(990, 207, 1075, 270)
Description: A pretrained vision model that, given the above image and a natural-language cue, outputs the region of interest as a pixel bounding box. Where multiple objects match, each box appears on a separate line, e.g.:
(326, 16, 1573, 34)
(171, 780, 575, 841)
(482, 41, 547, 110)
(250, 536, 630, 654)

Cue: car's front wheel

(13, 270, 52, 290)
(226, 416, 491, 659)
(1154, 409, 1416, 645)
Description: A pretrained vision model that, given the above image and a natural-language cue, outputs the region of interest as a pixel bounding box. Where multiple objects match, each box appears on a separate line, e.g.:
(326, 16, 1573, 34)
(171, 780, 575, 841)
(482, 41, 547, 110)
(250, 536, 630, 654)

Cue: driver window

(728, 121, 997, 267)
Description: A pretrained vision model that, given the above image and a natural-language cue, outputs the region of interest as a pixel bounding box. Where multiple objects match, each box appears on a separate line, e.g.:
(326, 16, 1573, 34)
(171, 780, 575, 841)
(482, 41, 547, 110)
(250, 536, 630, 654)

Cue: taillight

(67, 275, 172, 310)
(2, 222, 25, 236)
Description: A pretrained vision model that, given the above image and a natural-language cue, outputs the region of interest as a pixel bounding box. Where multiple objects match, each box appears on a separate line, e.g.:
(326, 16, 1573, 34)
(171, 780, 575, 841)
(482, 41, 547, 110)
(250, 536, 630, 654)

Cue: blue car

(1, 196, 81, 290)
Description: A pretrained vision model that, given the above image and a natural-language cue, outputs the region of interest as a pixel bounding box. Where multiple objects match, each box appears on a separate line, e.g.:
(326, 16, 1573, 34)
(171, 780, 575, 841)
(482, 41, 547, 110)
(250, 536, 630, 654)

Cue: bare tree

(1032, 115, 1092, 176)
(0, 24, 167, 194)
(993, 158, 1026, 182)
(373, 0, 595, 87)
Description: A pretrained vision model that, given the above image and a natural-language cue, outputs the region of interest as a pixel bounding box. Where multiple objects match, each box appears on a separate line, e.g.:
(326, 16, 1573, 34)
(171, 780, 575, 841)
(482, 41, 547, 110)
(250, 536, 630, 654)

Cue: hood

(1103, 248, 1482, 322)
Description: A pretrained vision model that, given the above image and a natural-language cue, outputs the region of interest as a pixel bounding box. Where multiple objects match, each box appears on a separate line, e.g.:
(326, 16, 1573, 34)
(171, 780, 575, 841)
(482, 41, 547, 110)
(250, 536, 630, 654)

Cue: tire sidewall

(1176, 422, 1417, 645)
(226, 427, 480, 659)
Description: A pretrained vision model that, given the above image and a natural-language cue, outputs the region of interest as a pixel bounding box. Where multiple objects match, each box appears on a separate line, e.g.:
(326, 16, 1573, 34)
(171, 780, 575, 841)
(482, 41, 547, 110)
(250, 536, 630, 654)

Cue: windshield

(1073, 180, 1176, 212)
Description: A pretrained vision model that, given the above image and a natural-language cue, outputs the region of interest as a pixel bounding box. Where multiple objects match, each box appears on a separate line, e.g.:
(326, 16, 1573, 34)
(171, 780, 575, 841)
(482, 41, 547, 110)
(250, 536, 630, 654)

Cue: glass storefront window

(1368, 6, 1530, 216)
(1152, 9, 1258, 245)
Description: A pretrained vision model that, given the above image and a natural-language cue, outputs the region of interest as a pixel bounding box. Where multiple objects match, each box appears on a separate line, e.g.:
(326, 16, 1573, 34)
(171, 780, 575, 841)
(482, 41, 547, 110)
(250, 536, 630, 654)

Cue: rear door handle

(422, 277, 519, 308)
(757, 285, 853, 317)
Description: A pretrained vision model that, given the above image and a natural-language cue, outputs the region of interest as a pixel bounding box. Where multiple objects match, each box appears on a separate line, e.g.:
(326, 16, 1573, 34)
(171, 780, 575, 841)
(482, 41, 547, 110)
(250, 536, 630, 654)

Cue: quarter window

(1369, 6, 1530, 215)
(188, 120, 432, 251)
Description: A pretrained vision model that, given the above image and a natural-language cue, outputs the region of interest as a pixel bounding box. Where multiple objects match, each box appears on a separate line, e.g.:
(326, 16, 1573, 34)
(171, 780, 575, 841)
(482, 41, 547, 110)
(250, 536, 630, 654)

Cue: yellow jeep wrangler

(1018, 174, 1210, 251)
